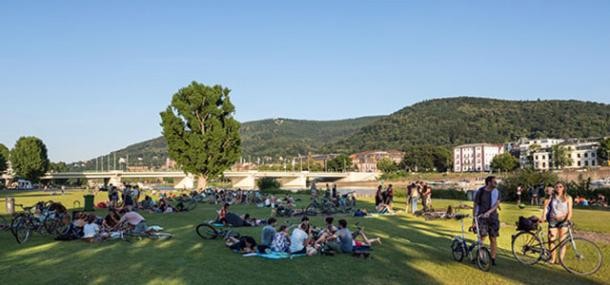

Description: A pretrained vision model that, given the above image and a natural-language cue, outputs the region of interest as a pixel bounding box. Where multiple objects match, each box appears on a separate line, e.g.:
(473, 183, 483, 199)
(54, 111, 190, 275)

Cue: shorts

(478, 216, 500, 237)
(548, 220, 568, 229)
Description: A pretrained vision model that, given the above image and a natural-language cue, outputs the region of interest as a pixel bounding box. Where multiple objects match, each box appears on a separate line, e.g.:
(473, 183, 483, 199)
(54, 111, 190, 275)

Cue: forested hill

(76, 116, 382, 169)
(327, 97, 610, 153)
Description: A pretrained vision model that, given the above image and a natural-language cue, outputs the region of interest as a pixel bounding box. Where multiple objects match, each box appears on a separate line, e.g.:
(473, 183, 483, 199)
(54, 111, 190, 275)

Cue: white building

(518, 138, 600, 170)
(517, 138, 564, 168)
(453, 143, 504, 172)
(563, 140, 600, 168)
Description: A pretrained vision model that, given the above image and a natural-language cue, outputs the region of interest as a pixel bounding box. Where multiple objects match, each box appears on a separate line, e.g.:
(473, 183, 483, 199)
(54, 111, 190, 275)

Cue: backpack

(516, 216, 539, 232)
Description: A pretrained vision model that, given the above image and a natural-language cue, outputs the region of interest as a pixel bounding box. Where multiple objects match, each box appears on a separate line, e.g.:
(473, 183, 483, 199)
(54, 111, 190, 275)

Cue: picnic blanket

(243, 252, 306, 259)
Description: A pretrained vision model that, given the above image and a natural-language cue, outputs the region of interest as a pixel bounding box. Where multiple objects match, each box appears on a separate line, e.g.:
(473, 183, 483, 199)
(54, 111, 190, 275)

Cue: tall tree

(376, 157, 399, 173)
(401, 146, 450, 172)
(160, 82, 241, 187)
(10, 137, 50, 181)
(490, 153, 519, 172)
(0, 143, 9, 172)
(49, 161, 69, 173)
(598, 138, 610, 166)
(326, 154, 352, 172)
(551, 145, 573, 169)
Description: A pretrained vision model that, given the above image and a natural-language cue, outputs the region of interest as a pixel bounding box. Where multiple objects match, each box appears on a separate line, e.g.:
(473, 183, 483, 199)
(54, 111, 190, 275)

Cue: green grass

(0, 190, 608, 285)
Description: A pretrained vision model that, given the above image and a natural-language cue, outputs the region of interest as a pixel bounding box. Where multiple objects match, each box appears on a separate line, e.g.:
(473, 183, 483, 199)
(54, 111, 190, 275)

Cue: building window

(592, 152, 596, 157)
(577, 153, 581, 158)
(584, 153, 588, 158)
(542, 155, 546, 160)
(585, 161, 589, 166)
(542, 162, 546, 168)
(577, 161, 581, 166)
(535, 155, 538, 160)
(592, 160, 596, 166)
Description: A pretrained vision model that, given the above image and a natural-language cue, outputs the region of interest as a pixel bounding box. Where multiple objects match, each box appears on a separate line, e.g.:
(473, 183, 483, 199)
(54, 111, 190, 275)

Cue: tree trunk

(197, 176, 207, 189)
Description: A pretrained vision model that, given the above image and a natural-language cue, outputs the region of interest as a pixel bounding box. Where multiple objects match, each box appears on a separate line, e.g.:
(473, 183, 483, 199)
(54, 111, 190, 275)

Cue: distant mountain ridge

(328, 97, 610, 153)
(73, 97, 610, 169)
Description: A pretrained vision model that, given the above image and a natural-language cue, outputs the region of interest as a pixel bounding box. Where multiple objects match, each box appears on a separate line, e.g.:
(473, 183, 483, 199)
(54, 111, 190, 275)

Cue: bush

(379, 171, 408, 181)
(256, 177, 280, 190)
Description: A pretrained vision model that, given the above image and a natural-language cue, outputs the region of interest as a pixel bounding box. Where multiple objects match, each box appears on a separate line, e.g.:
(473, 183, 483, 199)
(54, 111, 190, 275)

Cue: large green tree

(551, 145, 573, 169)
(160, 82, 241, 187)
(490, 153, 519, 172)
(326, 154, 352, 172)
(376, 157, 399, 173)
(0, 143, 9, 172)
(401, 146, 451, 172)
(598, 138, 610, 166)
(10, 137, 50, 181)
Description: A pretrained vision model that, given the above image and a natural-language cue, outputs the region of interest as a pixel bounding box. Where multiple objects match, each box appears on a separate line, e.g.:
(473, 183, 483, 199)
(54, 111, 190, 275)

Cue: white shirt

(289, 228, 308, 253)
(83, 223, 100, 238)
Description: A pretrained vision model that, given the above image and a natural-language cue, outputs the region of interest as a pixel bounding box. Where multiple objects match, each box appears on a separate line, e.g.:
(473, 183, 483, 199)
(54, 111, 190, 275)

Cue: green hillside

(328, 97, 610, 153)
(74, 116, 382, 169)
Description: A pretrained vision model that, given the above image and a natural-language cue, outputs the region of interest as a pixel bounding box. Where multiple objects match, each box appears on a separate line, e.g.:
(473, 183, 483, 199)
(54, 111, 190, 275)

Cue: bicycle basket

(516, 216, 539, 231)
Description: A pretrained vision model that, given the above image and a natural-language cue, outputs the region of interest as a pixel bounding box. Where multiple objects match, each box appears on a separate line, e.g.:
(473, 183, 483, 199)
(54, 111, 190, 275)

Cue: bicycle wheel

(512, 231, 544, 265)
(11, 216, 31, 244)
(559, 237, 603, 275)
(196, 224, 219, 240)
(0, 215, 10, 231)
(476, 247, 492, 272)
(451, 239, 465, 262)
(305, 204, 318, 216)
(43, 217, 60, 235)
(55, 213, 72, 235)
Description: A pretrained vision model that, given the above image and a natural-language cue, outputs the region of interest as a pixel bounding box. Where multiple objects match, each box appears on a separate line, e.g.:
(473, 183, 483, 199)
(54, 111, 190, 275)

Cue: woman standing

(541, 182, 573, 264)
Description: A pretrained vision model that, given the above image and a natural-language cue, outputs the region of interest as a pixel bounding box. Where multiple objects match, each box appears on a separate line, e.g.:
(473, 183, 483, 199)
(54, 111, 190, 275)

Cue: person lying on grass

(351, 224, 381, 247)
(225, 235, 257, 253)
(375, 202, 394, 214)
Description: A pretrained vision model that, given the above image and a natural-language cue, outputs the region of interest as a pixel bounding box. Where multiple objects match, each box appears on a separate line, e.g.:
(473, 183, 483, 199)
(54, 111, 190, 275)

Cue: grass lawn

(0, 190, 608, 285)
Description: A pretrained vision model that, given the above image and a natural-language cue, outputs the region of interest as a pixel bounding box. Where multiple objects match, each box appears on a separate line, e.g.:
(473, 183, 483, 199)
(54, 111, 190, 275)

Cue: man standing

(473, 176, 500, 266)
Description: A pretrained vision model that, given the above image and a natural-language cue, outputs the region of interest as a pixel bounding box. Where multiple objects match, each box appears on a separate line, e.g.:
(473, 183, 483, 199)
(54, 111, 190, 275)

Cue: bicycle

(10, 204, 54, 244)
(113, 222, 173, 242)
(511, 220, 603, 275)
(450, 213, 492, 271)
(305, 197, 337, 216)
(195, 222, 240, 240)
(0, 215, 10, 232)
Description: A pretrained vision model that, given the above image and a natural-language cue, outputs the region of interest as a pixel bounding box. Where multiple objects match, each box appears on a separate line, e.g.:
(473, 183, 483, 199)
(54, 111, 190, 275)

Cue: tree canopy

(326, 154, 352, 172)
(598, 138, 610, 166)
(401, 146, 451, 172)
(490, 153, 519, 172)
(10, 137, 50, 181)
(160, 82, 241, 186)
(0, 143, 9, 172)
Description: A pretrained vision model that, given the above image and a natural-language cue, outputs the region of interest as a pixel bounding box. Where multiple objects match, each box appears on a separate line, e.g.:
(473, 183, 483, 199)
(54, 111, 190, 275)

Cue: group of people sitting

(225, 216, 381, 257)
(374, 184, 395, 214)
(574, 193, 608, 207)
(59, 208, 150, 242)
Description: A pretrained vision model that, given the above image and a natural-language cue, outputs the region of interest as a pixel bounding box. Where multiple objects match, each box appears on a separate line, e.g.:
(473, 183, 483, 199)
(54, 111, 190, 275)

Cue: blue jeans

(411, 197, 418, 214)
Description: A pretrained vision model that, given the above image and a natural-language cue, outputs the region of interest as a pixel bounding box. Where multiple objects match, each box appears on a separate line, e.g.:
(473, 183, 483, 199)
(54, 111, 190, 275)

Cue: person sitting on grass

(258, 217, 277, 252)
(82, 214, 100, 243)
(289, 223, 310, 254)
(119, 208, 148, 235)
(335, 219, 353, 254)
(102, 208, 121, 231)
(226, 235, 257, 253)
(270, 225, 291, 253)
(217, 203, 230, 225)
(314, 216, 337, 245)
(140, 196, 156, 211)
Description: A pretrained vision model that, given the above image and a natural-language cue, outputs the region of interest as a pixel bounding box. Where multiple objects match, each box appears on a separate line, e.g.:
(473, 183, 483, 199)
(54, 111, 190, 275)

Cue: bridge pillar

(229, 175, 256, 190)
(279, 175, 307, 190)
(175, 175, 195, 190)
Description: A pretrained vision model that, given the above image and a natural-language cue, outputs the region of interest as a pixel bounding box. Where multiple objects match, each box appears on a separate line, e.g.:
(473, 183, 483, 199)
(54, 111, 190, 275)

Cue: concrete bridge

(38, 170, 379, 190)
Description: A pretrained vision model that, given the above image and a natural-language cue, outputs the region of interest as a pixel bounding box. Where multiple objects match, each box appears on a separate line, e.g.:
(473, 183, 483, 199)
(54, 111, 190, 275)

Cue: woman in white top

(541, 182, 573, 264)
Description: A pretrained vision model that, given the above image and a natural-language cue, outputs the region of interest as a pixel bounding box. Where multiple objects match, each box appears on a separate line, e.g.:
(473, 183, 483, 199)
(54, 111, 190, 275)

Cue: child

(83, 214, 100, 243)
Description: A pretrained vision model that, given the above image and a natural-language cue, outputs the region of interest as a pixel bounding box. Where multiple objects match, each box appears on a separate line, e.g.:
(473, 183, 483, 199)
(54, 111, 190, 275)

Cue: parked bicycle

(113, 222, 173, 242)
(450, 213, 492, 271)
(195, 222, 240, 240)
(512, 219, 603, 275)
(305, 197, 337, 216)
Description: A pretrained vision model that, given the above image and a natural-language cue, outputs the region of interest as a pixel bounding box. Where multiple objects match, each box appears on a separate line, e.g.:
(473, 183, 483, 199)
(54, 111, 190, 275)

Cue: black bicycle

(512, 220, 603, 275)
(450, 214, 492, 271)
(196, 222, 240, 240)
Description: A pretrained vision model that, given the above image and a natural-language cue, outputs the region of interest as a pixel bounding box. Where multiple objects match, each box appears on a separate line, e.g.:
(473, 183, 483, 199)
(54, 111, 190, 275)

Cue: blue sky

(1, 1, 609, 162)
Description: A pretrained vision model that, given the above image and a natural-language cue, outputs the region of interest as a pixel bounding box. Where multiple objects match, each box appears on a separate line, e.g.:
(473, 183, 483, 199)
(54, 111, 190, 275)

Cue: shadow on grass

(0, 196, 605, 285)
